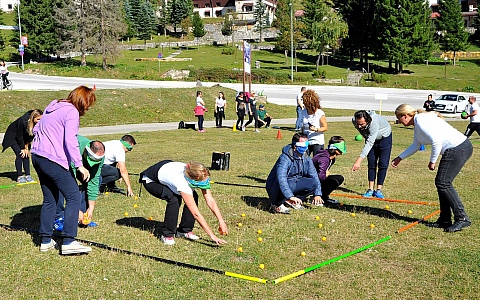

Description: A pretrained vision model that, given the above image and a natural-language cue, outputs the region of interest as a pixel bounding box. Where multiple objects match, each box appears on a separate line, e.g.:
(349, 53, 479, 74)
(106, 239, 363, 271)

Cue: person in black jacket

(2, 109, 43, 183)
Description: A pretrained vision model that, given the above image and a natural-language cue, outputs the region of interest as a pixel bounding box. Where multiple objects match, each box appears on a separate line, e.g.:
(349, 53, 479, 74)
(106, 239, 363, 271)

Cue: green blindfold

(121, 140, 133, 151)
(328, 141, 346, 154)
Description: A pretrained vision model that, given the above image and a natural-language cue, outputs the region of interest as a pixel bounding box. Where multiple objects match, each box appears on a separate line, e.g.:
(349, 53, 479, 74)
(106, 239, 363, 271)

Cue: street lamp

(444, 57, 448, 79)
(17, 0, 24, 70)
(289, 2, 293, 82)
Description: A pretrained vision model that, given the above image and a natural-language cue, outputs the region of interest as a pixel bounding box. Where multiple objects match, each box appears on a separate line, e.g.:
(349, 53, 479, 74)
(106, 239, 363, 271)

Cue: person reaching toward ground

(140, 160, 228, 245)
(392, 104, 472, 233)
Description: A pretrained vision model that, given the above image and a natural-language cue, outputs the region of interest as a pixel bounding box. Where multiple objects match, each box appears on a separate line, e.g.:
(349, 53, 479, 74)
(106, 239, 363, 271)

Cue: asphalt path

(0, 72, 471, 138)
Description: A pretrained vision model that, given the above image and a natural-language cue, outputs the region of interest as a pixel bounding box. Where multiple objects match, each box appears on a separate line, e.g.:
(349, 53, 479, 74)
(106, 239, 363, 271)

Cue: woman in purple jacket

(32, 86, 96, 255)
(312, 136, 346, 205)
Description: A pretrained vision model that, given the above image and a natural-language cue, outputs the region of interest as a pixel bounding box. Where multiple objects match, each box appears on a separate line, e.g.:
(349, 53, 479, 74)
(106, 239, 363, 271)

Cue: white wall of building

(1, 0, 17, 12)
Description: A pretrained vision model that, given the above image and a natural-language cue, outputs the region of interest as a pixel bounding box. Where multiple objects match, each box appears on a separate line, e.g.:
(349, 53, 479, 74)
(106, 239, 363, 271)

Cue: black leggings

(11, 144, 30, 176)
(320, 175, 344, 200)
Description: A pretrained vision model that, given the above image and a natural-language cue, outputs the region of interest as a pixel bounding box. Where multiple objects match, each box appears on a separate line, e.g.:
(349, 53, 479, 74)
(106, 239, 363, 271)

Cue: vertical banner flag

(244, 41, 251, 75)
(21, 36, 28, 46)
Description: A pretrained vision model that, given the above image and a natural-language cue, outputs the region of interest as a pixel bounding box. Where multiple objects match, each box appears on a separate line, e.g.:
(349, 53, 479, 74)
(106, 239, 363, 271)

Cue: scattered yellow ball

(133, 204, 138, 208)
(315, 216, 320, 220)
(237, 247, 243, 253)
(257, 237, 263, 242)
(259, 264, 265, 269)
(257, 229, 262, 234)
(318, 223, 323, 228)
(351, 213, 356, 217)
(370, 224, 375, 229)
(300, 251, 306, 257)
(148, 216, 153, 221)
(408, 210, 413, 214)
(321, 236, 327, 242)
(134, 196, 138, 200)
(124, 212, 129, 217)
(339, 202, 344, 206)
(237, 222, 242, 227)
(105, 192, 109, 195)
(241, 213, 246, 218)
(385, 205, 390, 210)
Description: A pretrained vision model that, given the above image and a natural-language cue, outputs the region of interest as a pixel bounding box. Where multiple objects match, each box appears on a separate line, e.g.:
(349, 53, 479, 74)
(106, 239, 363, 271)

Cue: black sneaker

(426, 218, 452, 229)
(109, 186, 125, 194)
(444, 219, 471, 232)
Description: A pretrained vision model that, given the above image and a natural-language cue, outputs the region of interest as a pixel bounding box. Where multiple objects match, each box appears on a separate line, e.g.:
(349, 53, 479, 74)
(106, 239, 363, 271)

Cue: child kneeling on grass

(140, 160, 228, 245)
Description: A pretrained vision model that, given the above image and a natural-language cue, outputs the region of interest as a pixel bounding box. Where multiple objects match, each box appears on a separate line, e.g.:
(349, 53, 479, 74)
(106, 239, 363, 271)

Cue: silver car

(434, 94, 468, 113)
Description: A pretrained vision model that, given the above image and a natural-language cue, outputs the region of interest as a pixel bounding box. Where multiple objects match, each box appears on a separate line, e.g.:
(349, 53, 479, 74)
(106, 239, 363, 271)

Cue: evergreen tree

(170, 0, 193, 34)
(221, 13, 233, 45)
(253, 0, 270, 42)
(335, 0, 378, 65)
(192, 12, 205, 49)
(158, 0, 171, 36)
(14, 0, 59, 59)
(123, 0, 137, 40)
(376, 0, 434, 73)
(437, 0, 469, 65)
(136, 0, 158, 43)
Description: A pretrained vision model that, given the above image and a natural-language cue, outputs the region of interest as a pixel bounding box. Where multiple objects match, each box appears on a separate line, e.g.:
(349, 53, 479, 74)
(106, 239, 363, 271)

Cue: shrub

(462, 86, 475, 92)
(221, 47, 235, 55)
(371, 70, 388, 84)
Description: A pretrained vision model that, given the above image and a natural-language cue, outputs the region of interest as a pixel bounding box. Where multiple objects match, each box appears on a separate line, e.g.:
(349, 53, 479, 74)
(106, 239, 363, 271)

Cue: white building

(0, 0, 17, 12)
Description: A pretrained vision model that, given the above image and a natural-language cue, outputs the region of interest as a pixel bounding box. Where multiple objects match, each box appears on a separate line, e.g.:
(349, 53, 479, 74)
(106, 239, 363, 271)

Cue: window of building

(8, 4, 13, 9)
(205, 11, 211, 17)
(216, 2, 221, 6)
(194, 4, 198, 8)
(205, 3, 210, 7)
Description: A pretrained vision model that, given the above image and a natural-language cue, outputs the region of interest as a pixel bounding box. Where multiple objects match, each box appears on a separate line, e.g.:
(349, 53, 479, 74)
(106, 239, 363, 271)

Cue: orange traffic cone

(276, 130, 282, 139)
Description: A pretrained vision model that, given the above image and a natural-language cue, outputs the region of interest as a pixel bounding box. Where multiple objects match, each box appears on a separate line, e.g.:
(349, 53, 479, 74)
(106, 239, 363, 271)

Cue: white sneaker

(271, 204, 290, 214)
(161, 235, 175, 245)
(61, 241, 92, 255)
(40, 239, 57, 252)
(176, 231, 200, 241)
(254, 129, 260, 133)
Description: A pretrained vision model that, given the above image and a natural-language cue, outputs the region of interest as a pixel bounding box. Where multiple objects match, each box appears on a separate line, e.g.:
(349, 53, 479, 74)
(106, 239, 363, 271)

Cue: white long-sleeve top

(398, 113, 466, 163)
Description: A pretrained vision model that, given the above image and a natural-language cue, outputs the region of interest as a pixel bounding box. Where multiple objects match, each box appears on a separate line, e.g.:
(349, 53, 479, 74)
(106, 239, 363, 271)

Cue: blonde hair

(185, 161, 210, 181)
(302, 89, 321, 115)
(395, 104, 443, 119)
(28, 109, 43, 136)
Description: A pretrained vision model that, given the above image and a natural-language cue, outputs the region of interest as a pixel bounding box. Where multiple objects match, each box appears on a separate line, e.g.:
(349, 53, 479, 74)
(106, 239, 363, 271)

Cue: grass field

(0, 88, 479, 299)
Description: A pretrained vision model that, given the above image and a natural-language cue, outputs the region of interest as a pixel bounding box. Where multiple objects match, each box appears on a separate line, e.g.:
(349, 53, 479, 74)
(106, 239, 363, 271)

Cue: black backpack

(178, 120, 185, 129)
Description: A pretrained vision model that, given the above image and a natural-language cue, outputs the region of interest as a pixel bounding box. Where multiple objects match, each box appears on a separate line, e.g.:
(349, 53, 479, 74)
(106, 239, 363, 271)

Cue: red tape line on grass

(396, 210, 441, 233)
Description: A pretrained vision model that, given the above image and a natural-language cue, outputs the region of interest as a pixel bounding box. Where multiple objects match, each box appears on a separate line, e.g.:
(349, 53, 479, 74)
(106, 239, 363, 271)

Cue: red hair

(64, 86, 96, 116)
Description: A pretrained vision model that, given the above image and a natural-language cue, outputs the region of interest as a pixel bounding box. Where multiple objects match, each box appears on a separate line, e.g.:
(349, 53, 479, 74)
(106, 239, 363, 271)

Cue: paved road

(9, 72, 480, 113)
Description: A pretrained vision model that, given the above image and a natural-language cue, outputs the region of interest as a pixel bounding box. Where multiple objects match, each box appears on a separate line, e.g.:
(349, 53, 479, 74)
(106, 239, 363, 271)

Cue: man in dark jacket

(266, 133, 322, 214)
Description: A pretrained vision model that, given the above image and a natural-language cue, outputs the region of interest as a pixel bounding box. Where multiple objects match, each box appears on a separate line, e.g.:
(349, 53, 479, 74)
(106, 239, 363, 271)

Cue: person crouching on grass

(140, 160, 228, 245)
(392, 104, 472, 233)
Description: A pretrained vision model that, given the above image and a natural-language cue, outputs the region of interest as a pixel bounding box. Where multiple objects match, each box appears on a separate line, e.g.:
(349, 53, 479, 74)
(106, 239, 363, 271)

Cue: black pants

(236, 110, 245, 130)
(321, 175, 344, 200)
(464, 122, 480, 137)
(244, 110, 259, 129)
(215, 108, 225, 127)
(196, 115, 204, 130)
(143, 181, 198, 237)
(11, 144, 30, 176)
(101, 164, 120, 187)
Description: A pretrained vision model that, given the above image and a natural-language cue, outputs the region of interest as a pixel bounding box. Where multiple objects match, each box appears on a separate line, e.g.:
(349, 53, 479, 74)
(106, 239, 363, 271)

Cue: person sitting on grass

(266, 133, 323, 214)
(139, 160, 228, 245)
(256, 104, 273, 128)
(312, 136, 346, 206)
(54, 136, 105, 231)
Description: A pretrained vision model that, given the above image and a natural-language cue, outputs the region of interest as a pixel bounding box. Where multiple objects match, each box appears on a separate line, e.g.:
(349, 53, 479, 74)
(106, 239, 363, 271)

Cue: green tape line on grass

(273, 236, 392, 284)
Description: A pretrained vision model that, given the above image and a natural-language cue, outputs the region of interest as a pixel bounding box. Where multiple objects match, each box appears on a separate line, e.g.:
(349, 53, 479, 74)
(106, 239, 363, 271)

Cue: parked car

(434, 94, 468, 113)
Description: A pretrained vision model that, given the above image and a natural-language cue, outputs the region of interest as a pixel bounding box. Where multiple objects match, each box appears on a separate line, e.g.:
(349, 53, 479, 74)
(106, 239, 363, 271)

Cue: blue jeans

(32, 154, 80, 244)
(435, 139, 472, 222)
(196, 115, 204, 130)
(366, 133, 392, 186)
(295, 106, 304, 130)
(272, 176, 318, 206)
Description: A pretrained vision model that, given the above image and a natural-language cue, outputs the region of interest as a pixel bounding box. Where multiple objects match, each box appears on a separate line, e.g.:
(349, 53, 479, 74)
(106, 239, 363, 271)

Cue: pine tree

(159, 0, 171, 36)
(437, 0, 469, 65)
(253, 0, 270, 42)
(170, 0, 193, 34)
(136, 0, 158, 43)
(14, 0, 59, 59)
(192, 12, 205, 49)
(221, 13, 233, 45)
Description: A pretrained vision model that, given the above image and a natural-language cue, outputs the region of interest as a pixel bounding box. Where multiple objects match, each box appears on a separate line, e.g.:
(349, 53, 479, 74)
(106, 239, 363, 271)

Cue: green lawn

(0, 87, 479, 298)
